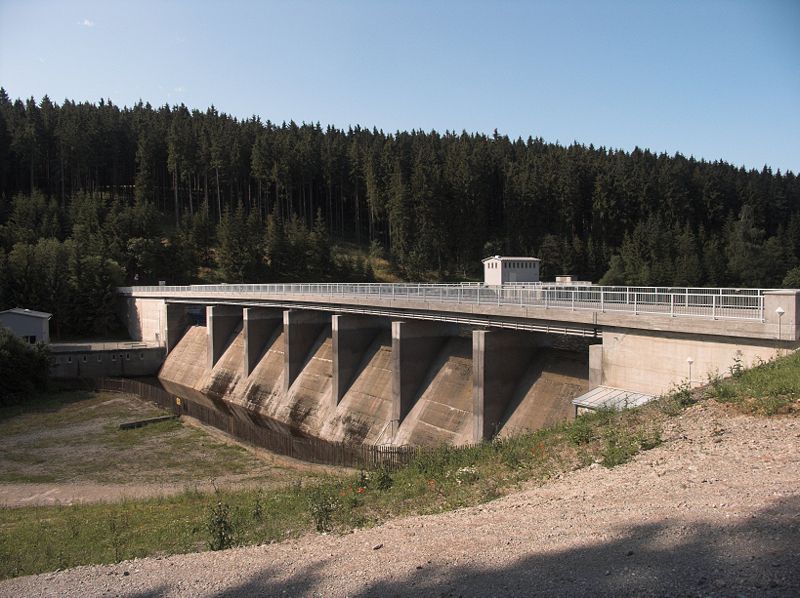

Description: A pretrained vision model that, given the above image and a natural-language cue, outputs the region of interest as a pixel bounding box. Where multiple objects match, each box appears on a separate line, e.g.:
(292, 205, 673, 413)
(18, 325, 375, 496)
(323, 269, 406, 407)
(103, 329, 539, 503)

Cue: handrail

(117, 283, 768, 321)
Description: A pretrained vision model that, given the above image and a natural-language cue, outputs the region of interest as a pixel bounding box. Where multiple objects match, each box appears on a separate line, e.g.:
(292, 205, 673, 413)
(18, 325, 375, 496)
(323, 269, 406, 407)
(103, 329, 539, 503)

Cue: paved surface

(2, 401, 798, 597)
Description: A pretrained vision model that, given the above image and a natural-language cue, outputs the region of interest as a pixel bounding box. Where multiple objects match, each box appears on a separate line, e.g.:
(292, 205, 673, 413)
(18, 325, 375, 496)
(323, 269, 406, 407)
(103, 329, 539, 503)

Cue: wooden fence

(94, 377, 419, 469)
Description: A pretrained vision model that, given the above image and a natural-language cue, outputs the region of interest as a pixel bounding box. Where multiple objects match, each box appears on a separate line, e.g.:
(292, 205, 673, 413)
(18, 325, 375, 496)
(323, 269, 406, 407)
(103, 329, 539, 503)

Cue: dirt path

(2, 401, 798, 597)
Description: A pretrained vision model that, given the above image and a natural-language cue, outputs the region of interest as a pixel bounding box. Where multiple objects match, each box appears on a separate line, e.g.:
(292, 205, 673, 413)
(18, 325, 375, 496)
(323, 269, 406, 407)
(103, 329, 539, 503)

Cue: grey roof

(572, 386, 655, 411)
(0, 308, 53, 319)
(481, 255, 541, 262)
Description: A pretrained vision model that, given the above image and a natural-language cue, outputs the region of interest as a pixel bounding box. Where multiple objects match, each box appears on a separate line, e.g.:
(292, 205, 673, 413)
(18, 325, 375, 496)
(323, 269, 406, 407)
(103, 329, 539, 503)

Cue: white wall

(600, 328, 785, 395)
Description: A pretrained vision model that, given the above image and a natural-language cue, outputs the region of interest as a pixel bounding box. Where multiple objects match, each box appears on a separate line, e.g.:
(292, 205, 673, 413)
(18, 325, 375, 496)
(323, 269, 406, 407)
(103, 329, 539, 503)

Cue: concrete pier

(243, 307, 283, 377)
(472, 329, 544, 442)
(391, 320, 458, 426)
(332, 314, 388, 408)
(283, 309, 330, 392)
(207, 305, 242, 369)
(166, 303, 191, 353)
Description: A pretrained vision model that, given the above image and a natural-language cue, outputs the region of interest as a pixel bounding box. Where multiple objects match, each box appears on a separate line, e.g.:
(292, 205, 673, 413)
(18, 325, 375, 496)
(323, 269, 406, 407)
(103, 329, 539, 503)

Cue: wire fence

(94, 377, 418, 469)
(119, 282, 767, 321)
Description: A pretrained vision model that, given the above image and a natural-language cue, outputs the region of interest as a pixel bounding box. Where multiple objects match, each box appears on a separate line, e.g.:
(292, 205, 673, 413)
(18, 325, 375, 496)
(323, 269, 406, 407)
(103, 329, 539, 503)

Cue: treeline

(0, 189, 367, 336)
(2, 90, 800, 334)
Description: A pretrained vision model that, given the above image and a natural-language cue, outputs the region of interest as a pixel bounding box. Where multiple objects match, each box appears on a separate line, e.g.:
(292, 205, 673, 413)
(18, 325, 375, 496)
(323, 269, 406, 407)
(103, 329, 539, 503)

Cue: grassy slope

(1, 351, 798, 579)
(0, 391, 301, 485)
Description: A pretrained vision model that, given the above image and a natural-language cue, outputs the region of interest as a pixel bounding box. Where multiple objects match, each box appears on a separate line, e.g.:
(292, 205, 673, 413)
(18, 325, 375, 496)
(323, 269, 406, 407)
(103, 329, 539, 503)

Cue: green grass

(2, 351, 798, 580)
(704, 350, 800, 416)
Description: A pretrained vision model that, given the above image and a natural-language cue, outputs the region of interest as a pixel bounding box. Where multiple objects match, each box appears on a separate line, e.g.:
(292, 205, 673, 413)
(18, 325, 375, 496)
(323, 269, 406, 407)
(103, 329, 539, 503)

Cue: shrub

(566, 416, 595, 445)
(307, 486, 340, 533)
(206, 500, 235, 550)
(0, 325, 51, 404)
(600, 428, 640, 468)
(373, 467, 394, 491)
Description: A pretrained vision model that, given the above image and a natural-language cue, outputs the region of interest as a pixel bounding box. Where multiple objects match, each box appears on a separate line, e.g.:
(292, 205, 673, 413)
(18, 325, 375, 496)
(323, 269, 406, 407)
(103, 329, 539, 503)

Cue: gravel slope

(2, 401, 798, 597)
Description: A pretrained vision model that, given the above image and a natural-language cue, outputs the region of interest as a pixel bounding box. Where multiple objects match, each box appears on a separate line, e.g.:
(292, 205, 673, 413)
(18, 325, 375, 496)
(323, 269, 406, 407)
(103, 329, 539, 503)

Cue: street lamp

(776, 306, 785, 341)
(687, 357, 694, 387)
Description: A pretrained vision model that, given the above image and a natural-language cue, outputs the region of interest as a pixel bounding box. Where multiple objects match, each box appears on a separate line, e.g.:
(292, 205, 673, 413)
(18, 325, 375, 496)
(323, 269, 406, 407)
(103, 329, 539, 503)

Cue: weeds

(206, 500, 236, 551)
(307, 486, 340, 532)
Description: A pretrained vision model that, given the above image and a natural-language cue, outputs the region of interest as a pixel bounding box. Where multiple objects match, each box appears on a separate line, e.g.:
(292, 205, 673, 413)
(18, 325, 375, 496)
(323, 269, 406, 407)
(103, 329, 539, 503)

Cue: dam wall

(141, 288, 797, 448)
(157, 306, 590, 447)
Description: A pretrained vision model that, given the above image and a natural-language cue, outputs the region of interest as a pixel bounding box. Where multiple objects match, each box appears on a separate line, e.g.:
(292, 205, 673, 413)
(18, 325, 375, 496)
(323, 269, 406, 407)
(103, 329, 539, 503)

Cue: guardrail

(118, 283, 767, 321)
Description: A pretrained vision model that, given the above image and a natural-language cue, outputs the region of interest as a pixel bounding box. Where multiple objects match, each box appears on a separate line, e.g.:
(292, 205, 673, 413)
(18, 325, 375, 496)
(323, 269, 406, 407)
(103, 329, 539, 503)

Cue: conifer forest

(1, 91, 799, 336)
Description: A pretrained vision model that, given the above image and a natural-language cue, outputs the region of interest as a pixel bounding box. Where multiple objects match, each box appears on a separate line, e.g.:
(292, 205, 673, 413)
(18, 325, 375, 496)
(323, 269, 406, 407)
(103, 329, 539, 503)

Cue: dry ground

(2, 400, 797, 597)
(0, 391, 332, 506)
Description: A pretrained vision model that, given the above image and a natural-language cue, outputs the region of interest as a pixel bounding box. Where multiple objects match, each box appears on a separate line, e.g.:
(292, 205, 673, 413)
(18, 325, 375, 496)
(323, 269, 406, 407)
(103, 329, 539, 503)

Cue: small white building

(482, 256, 540, 285)
(0, 308, 52, 344)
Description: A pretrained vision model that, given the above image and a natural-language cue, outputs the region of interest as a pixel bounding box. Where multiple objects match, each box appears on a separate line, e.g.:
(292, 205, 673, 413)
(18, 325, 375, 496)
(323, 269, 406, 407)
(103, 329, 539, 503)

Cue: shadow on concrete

(164, 494, 800, 597)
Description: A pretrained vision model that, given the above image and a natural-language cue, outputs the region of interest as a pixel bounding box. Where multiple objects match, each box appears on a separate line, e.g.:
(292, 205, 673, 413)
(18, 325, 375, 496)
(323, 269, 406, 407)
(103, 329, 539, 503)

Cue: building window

(67, 356, 72, 363)
(126, 353, 130, 360)
(139, 352, 144, 360)
(111, 354, 117, 362)
(97, 355, 102, 362)
(82, 355, 87, 363)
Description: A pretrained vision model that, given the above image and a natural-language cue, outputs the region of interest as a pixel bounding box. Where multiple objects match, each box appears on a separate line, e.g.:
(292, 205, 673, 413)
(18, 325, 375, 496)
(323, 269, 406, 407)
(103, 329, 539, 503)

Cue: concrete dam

(156, 307, 590, 447)
(120, 283, 800, 447)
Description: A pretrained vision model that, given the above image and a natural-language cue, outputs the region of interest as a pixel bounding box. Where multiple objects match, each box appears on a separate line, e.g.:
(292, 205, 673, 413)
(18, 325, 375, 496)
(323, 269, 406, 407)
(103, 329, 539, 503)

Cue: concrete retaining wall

(51, 346, 164, 379)
(599, 328, 786, 395)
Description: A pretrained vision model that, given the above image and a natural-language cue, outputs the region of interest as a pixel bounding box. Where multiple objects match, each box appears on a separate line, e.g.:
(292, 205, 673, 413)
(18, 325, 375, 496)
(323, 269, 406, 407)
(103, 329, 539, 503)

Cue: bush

(206, 500, 235, 551)
(566, 416, 595, 445)
(307, 486, 340, 532)
(0, 325, 50, 404)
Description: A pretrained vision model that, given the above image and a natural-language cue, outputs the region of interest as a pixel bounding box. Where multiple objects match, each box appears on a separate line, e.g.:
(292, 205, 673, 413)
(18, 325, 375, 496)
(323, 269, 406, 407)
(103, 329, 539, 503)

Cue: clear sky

(1, 0, 798, 172)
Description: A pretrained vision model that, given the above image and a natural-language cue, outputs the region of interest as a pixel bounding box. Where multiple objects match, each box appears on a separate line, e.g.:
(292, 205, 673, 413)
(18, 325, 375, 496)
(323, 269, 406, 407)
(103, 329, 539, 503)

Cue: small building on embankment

(0, 308, 52, 344)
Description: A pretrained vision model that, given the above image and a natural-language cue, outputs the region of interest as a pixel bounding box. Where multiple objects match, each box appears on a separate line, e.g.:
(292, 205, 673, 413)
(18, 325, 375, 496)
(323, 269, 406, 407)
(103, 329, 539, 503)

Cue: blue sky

(1, 0, 798, 172)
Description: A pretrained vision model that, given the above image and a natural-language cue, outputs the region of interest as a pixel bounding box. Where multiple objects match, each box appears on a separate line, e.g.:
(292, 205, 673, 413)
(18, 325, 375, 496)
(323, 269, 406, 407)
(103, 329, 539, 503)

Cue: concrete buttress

(166, 303, 191, 354)
(472, 329, 545, 442)
(283, 310, 330, 393)
(243, 307, 283, 377)
(392, 320, 458, 427)
(332, 314, 388, 408)
(207, 305, 243, 369)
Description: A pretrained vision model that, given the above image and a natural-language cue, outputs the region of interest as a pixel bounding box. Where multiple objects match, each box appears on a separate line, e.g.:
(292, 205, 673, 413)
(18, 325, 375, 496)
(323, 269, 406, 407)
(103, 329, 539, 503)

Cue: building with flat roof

(482, 256, 540, 285)
(0, 308, 52, 344)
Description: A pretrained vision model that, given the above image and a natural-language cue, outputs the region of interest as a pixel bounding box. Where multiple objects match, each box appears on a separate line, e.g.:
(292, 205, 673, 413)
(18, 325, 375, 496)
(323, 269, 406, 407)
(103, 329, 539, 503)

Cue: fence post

(600, 287, 604, 313)
(712, 294, 717, 319)
(634, 292, 638, 315)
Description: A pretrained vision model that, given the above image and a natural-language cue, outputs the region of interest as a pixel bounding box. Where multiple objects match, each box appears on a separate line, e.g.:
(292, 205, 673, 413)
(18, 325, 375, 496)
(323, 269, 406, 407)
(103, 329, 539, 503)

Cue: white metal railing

(117, 283, 767, 322)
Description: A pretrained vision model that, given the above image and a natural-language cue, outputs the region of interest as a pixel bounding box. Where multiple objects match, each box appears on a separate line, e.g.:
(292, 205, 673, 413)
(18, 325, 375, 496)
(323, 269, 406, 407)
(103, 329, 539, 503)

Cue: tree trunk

(173, 169, 179, 223)
(215, 167, 222, 222)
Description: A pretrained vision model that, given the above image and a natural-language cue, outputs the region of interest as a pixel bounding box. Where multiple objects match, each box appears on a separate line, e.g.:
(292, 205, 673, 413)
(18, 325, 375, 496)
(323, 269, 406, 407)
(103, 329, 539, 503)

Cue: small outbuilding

(0, 308, 52, 344)
(482, 256, 540, 285)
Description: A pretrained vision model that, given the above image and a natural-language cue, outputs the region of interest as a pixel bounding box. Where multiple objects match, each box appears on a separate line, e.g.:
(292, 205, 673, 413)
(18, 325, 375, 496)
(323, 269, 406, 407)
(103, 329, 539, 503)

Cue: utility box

(482, 256, 540, 285)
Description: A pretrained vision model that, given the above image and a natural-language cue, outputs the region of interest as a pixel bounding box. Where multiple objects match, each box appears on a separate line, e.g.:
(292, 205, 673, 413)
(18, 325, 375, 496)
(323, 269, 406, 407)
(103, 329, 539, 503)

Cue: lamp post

(687, 357, 694, 387)
(776, 306, 785, 342)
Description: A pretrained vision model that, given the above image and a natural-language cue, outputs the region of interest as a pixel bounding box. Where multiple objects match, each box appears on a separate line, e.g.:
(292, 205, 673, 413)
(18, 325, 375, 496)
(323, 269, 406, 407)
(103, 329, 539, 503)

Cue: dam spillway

(156, 308, 591, 447)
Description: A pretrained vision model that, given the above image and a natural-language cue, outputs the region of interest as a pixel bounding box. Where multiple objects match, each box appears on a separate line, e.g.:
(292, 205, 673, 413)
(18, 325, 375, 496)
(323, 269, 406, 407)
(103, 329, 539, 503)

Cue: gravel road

(2, 401, 798, 597)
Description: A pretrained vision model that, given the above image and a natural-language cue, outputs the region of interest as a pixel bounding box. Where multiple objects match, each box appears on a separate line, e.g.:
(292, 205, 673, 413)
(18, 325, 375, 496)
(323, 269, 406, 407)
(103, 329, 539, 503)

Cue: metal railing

(118, 283, 767, 321)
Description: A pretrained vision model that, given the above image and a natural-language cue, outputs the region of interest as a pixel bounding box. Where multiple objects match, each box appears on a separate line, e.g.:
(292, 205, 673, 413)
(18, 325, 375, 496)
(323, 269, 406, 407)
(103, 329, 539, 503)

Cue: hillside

(3, 91, 800, 337)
